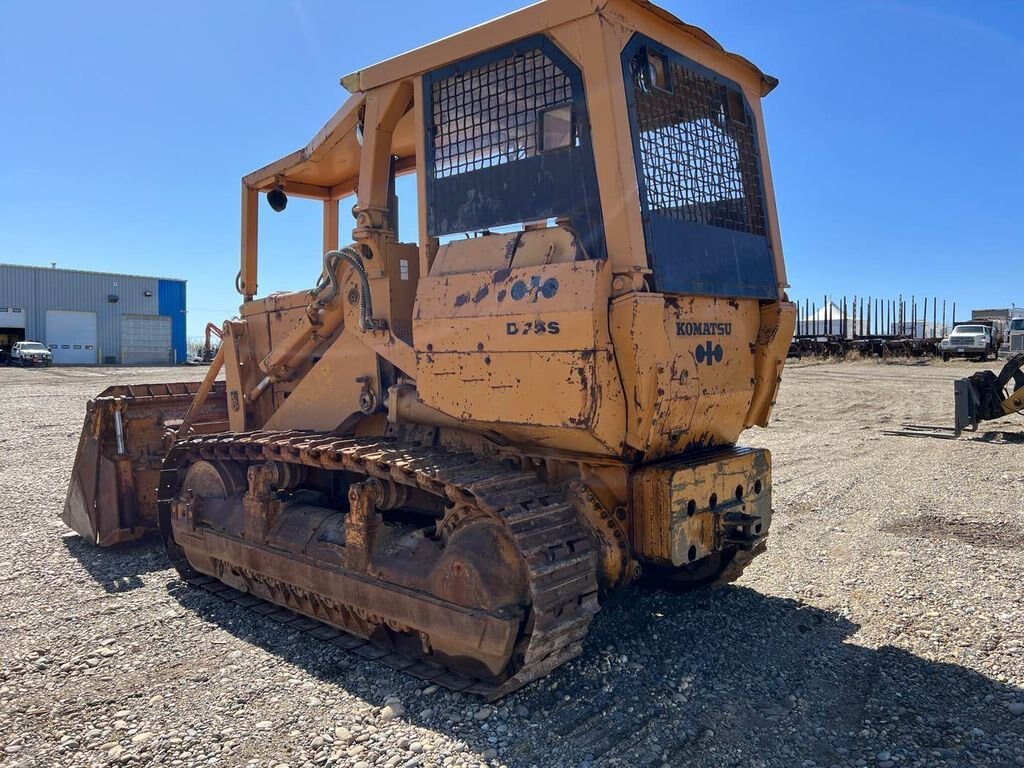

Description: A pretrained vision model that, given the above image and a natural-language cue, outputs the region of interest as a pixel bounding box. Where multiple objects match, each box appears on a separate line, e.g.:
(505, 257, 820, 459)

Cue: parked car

(9, 341, 54, 367)
(939, 324, 997, 361)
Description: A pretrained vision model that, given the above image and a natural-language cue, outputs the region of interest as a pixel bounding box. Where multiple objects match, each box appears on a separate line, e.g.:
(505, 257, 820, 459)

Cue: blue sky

(1, 0, 1022, 338)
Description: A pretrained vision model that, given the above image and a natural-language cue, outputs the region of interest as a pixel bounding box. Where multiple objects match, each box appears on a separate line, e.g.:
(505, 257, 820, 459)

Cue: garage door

(0, 307, 27, 352)
(121, 314, 172, 365)
(46, 310, 98, 365)
(0, 307, 26, 329)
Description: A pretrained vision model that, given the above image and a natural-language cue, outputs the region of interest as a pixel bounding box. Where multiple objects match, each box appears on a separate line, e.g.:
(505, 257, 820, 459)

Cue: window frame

(422, 34, 606, 261)
(621, 33, 778, 299)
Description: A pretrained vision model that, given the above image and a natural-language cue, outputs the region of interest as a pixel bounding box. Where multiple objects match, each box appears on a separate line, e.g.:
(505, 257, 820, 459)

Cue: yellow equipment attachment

(888, 354, 1024, 440)
(64, 0, 796, 697)
(954, 354, 1024, 436)
(63, 381, 229, 545)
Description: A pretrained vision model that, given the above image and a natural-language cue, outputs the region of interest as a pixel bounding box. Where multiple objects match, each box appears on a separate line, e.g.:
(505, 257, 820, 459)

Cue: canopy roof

(342, 0, 777, 95)
(243, 0, 777, 199)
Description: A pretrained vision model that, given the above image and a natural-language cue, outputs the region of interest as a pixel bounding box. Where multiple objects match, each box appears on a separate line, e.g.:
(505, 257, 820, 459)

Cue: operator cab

(231, 0, 794, 457)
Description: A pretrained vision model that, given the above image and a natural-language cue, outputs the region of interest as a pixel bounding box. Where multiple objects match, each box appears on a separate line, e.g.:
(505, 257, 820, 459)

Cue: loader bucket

(63, 381, 229, 546)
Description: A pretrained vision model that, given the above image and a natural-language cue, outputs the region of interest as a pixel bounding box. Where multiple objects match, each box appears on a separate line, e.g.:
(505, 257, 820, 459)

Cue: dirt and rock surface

(1, 359, 1022, 768)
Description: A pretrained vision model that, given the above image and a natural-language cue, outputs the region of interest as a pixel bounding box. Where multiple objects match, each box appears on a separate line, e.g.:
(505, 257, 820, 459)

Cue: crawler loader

(63, 0, 796, 697)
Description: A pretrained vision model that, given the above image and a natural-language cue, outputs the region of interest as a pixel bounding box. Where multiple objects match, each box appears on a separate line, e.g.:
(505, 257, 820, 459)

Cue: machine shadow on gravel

(975, 430, 1024, 444)
(164, 580, 1024, 767)
(887, 428, 1024, 444)
(62, 534, 170, 593)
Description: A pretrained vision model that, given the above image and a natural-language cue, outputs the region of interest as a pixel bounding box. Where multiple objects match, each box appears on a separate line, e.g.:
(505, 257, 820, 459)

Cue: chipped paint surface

(416, 240, 788, 460)
(631, 447, 772, 566)
(414, 253, 625, 455)
(610, 294, 762, 459)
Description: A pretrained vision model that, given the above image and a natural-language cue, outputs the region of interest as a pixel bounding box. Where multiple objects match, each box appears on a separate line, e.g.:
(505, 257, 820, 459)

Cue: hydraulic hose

(260, 247, 375, 381)
(312, 247, 375, 331)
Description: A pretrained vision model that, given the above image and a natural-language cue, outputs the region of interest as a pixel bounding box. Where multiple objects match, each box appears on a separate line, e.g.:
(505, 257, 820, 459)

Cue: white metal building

(0, 264, 187, 365)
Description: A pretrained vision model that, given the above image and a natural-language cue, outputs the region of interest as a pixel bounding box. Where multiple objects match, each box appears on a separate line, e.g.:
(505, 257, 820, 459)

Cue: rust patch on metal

(577, 366, 590, 393)
(629, 447, 771, 567)
(62, 382, 229, 546)
(162, 433, 601, 699)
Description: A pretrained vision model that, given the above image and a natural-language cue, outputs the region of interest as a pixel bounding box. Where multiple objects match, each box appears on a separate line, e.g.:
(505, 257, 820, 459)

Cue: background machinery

(889, 354, 1024, 439)
(1009, 316, 1024, 355)
(62, 0, 795, 696)
(953, 354, 1024, 436)
(940, 321, 1001, 362)
(202, 322, 223, 363)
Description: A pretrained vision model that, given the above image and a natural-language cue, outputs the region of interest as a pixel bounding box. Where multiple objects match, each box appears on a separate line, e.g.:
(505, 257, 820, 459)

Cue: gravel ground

(1, 359, 1022, 768)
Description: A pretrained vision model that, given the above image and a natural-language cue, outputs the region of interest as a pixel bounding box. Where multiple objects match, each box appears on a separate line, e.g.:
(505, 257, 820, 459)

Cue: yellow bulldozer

(63, 0, 796, 697)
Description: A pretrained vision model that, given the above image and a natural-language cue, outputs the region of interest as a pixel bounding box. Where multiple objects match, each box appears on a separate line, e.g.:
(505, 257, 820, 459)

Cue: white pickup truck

(9, 341, 54, 367)
(940, 324, 998, 362)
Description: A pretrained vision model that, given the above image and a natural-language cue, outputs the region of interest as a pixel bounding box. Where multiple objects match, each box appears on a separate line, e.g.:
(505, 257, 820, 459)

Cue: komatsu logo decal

(676, 321, 732, 337)
(511, 276, 559, 303)
(695, 341, 725, 367)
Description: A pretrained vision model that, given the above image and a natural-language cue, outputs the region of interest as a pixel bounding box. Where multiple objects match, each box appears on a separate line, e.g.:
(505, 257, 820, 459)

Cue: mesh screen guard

(633, 74, 766, 236)
(623, 35, 778, 299)
(430, 49, 572, 178)
(424, 36, 605, 260)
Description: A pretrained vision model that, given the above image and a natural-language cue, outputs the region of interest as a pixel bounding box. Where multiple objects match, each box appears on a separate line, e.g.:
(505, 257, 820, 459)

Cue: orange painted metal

(63, 382, 229, 545)
(63, 0, 798, 695)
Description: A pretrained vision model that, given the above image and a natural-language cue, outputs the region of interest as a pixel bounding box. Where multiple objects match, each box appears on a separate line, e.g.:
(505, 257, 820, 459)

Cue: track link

(158, 431, 601, 700)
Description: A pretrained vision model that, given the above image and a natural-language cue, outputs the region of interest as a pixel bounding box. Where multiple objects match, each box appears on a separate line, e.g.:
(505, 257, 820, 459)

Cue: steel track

(158, 431, 601, 700)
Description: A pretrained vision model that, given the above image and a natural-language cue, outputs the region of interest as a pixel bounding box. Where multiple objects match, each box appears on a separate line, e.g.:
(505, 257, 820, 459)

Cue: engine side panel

(414, 255, 626, 455)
